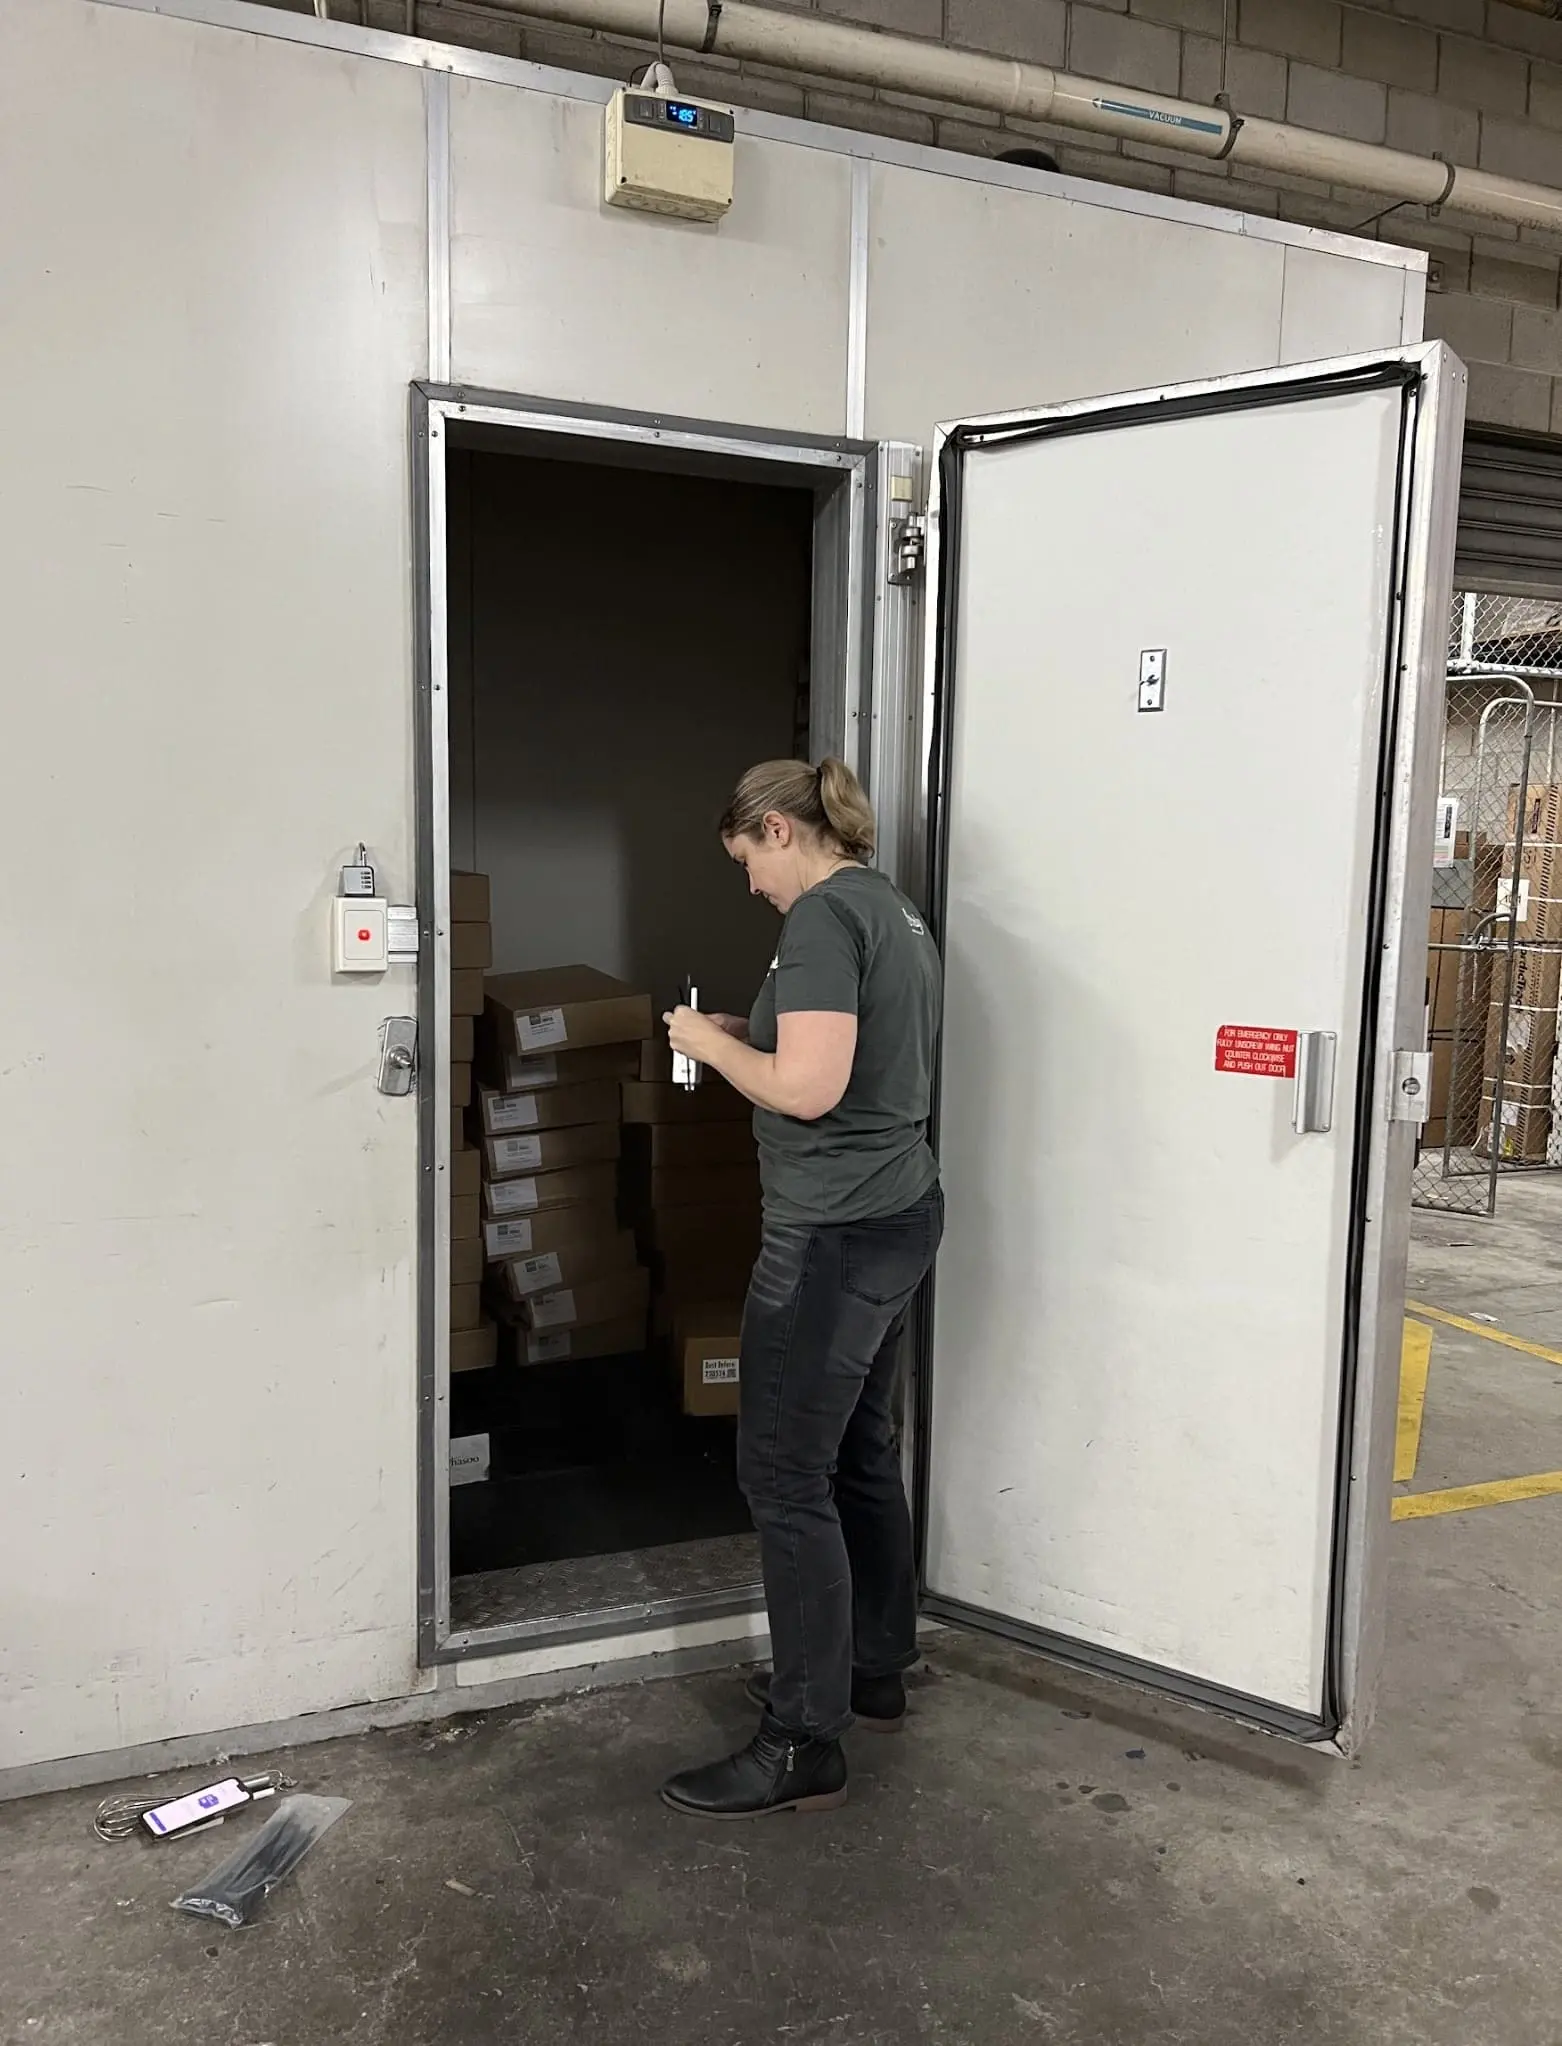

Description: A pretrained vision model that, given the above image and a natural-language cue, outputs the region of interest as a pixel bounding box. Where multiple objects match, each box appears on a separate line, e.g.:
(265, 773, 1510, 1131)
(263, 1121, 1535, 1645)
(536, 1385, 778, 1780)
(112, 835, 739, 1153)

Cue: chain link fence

(1413, 592, 1562, 1215)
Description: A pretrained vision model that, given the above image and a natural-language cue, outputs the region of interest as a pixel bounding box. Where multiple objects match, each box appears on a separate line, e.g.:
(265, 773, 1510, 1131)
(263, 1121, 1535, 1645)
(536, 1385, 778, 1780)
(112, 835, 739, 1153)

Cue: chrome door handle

(1293, 1030, 1337, 1135)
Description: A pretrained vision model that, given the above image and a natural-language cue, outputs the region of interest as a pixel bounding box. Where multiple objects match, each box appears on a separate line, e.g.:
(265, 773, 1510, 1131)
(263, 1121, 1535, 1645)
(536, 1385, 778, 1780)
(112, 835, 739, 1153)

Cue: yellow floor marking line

(1393, 1470, 1562, 1520)
(1395, 1320, 1432, 1484)
(1404, 1300, 1562, 1369)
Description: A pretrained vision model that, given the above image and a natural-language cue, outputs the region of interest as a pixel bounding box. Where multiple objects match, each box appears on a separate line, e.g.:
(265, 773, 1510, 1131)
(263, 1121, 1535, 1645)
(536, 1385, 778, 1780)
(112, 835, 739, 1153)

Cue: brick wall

(341, 0, 1562, 432)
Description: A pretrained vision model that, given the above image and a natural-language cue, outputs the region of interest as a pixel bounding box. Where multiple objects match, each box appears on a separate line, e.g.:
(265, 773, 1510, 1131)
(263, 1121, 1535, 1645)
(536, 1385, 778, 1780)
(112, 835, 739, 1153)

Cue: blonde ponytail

(719, 756, 876, 861)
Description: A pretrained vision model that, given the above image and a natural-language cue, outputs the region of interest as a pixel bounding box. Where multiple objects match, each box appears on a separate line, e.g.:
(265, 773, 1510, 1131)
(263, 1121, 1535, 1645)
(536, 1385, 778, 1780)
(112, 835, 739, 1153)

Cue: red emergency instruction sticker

(1214, 1025, 1298, 1078)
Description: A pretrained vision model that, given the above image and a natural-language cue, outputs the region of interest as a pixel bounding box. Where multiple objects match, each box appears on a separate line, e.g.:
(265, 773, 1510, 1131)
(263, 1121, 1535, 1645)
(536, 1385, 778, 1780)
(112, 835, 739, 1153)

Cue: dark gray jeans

(737, 1182, 944, 1742)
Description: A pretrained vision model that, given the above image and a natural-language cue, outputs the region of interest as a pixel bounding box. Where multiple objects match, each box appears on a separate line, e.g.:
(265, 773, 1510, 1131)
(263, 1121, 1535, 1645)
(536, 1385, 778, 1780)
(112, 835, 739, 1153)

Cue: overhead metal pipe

(483, 0, 1562, 233)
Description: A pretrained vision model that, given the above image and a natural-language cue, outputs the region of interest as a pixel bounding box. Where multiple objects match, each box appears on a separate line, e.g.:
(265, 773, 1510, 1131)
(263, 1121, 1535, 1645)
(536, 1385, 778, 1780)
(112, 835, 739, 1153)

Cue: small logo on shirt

(902, 908, 926, 936)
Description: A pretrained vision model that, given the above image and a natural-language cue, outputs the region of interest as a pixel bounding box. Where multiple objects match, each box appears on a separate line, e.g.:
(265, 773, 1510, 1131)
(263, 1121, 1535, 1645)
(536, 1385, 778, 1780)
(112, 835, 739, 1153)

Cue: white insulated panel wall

(863, 163, 1416, 445)
(449, 79, 854, 432)
(0, 0, 429, 1769)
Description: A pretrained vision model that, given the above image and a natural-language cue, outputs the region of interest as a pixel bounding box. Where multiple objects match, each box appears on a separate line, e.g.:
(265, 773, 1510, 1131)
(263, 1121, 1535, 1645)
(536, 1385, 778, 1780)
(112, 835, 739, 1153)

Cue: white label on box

(1433, 795, 1459, 869)
(510, 1251, 563, 1297)
(485, 1216, 534, 1258)
(530, 1287, 578, 1330)
(1496, 876, 1532, 924)
(518, 1006, 567, 1051)
(493, 1134, 543, 1173)
(701, 1355, 740, 1385)
(490, 1093, 541, 1133)
(527, 1330, 572, 1364)
(488, 1176, 540, 1216)
(449, 1433, 491, 1487)
(511, 1054, 559, 1089)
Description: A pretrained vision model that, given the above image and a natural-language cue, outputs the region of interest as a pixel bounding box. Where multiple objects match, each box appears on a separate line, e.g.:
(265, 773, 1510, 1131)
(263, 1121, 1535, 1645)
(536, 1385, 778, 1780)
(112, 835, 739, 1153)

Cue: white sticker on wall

(518, 1007, 567, 1051)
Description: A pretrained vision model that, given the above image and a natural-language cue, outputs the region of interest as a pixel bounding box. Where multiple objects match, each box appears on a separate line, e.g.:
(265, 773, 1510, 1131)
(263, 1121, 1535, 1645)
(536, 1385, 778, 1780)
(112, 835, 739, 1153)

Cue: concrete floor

(5, 1180, 1562, 2046)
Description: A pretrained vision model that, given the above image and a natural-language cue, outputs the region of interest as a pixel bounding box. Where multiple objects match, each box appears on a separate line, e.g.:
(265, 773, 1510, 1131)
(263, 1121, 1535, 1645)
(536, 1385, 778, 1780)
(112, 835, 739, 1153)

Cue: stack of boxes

(1424, 901, 1479, 1151)
(478, 967, 653, 1366)
(450, 871, 495, 1373)
(621, 1043, 760, 1418)
(1479, 783, 1562, 1163)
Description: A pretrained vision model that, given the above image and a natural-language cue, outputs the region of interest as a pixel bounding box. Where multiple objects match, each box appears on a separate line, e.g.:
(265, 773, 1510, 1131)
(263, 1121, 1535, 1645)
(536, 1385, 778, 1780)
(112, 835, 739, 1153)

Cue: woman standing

(660, 758, 944, 1819)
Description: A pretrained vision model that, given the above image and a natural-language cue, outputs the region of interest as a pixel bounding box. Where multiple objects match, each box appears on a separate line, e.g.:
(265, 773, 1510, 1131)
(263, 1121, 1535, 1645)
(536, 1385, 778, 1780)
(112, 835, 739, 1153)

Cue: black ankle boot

(661, 1713, 848, 1819)
(745, 1668, 906, 1731)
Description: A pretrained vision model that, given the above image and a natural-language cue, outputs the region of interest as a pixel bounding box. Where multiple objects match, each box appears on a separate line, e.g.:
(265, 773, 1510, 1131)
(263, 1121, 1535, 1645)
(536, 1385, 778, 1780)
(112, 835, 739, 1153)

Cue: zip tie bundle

(170, 1795, 351, 1928)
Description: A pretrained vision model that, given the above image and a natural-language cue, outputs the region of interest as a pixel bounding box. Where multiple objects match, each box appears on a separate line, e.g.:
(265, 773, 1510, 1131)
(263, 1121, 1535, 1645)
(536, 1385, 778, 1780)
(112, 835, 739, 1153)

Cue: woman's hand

(663, 1007, 732, 1064)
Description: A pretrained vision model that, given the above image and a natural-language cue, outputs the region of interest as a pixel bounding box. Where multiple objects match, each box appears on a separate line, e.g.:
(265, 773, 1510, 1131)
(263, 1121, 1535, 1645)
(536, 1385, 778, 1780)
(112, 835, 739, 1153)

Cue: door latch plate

(377, 1017, 418, 1097)
(1390, 1048, 1431, 1124)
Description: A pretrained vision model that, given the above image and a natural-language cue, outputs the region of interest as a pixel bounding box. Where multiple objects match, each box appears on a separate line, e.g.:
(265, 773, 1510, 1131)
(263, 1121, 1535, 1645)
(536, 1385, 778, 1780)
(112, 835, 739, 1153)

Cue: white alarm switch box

(333, 897, 388, 973)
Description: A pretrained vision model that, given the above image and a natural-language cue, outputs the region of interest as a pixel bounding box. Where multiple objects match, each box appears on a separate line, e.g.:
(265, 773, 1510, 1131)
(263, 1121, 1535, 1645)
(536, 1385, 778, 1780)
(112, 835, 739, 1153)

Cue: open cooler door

(918, 348, 1465, 1752)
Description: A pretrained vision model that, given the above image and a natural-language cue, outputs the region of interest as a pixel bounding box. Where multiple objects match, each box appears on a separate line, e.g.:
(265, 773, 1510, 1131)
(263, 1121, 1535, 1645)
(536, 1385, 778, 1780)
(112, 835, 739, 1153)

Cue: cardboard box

(451, 1105, 467, 1152)
(451, 1061, 473, 1109)
(475, 1078, 622, 1138)
(498, 1229, 638, 1298)
(1495, 842, 1562, 943)
(621, 1079, 752, 1126)
(451, 1320, 498, 1374)
(485, 966, 653, 1056)
(673, 1302, 743, 1417)
(451, 1014, 475, 1064)
(451, 922, 493, 972)
(452, 1235, 484, 1287)
(482, 1202, 620, 1264)
(451, 1146, 481, 1200)
(638, 1199, 762, 1259)
(451, 870, 491, 923)
(629, 1162, 761, 1213)
(451, 1194, 479, 1241)
(513, 1265, 650, 1331)
(452, 969, 486, 1018)
(1507, 782, 1562, 848)
(484, 1042, 641, 1094)
(1477, 1088, 1554, 1163)
(623, 1120, 756, 1168)
(451, 1282, 483, 1332)
(484, 1122, 621, 1181)
(483, 1161, 618, 1219)
(520, 1312, 648, 1367)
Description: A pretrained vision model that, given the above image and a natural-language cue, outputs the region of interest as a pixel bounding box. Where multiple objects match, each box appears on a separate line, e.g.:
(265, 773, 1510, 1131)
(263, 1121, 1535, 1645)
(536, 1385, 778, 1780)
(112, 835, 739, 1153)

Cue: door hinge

(1390, 1048, 1431, 1124)
(888, 514, 926, 585)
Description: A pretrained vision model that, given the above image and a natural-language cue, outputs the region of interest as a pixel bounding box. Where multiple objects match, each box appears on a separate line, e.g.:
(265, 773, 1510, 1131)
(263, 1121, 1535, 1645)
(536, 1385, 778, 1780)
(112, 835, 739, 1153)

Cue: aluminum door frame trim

(846, 159, 871, 442)
(446, 1583, 766, 1661)
(411, 384, 882, 1666)
(93, 0, 1425, 277)
(424, 69, 451, 383)
(912, 342, 1461, 1751)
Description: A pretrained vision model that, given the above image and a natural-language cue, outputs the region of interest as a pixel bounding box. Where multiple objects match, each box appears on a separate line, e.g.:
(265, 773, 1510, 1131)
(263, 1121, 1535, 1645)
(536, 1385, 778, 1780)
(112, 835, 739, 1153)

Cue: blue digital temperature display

(666, 101, 700, 127)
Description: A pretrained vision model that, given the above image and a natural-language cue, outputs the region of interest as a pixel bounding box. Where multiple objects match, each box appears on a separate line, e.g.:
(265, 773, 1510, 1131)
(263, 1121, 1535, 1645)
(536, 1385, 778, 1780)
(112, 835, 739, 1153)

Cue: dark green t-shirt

(747, 866, 942, 1226)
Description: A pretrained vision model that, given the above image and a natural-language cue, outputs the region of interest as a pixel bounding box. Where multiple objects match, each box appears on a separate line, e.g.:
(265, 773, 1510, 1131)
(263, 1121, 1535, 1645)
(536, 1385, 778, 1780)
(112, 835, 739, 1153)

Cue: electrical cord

(93, 1769, 294, 1842)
